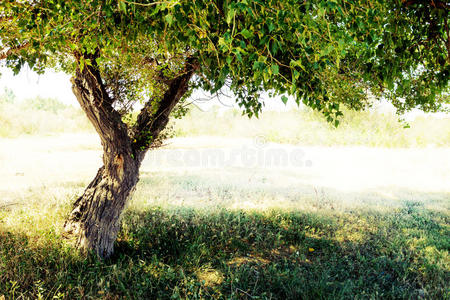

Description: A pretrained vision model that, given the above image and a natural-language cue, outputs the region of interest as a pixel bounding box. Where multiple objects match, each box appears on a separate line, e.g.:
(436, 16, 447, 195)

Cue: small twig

(0, 42, 30, 60)
(236, 288, 255, 299)
(123, 0, 179, 7)
(444, 17, 450, 63)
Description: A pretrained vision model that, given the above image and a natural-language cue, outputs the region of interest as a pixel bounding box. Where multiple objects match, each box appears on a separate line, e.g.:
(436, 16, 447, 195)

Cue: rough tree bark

(63, 56, 197, 259)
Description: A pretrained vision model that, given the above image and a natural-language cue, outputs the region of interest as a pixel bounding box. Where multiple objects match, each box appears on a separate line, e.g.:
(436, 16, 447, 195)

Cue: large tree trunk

(64, 55, 197, 258)
(64, 158, 139, 258)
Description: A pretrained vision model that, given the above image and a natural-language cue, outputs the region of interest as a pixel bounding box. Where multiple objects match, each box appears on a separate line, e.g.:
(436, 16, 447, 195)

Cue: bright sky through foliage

(0, 66, 75, 104)
(0, 66, 297, 111)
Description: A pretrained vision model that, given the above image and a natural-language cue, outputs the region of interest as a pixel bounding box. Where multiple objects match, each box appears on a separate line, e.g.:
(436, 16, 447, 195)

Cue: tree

(1, 0, 448, 258)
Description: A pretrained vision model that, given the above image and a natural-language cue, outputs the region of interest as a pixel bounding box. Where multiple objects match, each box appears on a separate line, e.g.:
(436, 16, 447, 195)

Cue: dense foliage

(1, 0, 449, 124)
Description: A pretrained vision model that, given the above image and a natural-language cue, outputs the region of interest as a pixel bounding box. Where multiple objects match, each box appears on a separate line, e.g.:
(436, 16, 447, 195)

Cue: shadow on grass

(1, 202, 448, 299)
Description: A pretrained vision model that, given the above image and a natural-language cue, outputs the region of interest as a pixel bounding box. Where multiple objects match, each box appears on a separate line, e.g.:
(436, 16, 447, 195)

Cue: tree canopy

(1, 0, 449, 123)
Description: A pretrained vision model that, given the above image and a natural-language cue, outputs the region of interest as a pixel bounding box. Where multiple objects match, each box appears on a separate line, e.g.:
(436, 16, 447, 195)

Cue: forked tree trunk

(64, 56, 196, 258)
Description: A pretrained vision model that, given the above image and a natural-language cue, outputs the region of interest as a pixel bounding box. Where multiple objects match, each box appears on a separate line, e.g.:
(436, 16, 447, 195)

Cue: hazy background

(1, 66, 449, 209)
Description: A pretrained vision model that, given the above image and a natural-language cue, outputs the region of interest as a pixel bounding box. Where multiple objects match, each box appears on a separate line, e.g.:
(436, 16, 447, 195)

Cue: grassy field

(0, 95, 449, 299)
(0, 134, 449, 299)
(1, 193, 449, 299)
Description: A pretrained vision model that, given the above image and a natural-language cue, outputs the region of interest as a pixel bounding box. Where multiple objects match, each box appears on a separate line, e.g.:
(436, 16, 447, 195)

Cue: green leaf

(234, 50, 242, 62)
(292, 60, 306, 72)
(271, 64, 279, 75)
(118, 1, 127, 14)
(268, 22, 276, 33)
(253, 61, 264, 70)
(240, 29, 253, 39)
(281, 95, 288, 104)
(165, 14, 174, 26)
(79, 58, 84, 72)
(226, 8, 235, 24)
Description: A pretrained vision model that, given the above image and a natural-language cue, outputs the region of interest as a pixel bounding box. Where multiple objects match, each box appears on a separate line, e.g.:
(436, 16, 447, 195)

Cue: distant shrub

(21, 96, 69, 113)
(1, 92, 448, 148)
(0, 87, 16, 104)
(0, 95, 93, 138)
(171, 105, 450, 148)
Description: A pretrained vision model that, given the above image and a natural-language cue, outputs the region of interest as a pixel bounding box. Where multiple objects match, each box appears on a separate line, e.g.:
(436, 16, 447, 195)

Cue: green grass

(1, 179, 448, 299)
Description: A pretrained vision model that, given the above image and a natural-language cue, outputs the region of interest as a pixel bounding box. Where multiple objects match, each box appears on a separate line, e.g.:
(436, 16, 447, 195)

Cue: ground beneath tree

(1, 133, 449, 298)
(1, 133, 448, 212)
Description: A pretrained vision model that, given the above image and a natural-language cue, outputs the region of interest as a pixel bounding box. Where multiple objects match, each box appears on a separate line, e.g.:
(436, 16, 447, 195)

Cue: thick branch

(71, 55, 131, 152)
(133, 58, 198, 158)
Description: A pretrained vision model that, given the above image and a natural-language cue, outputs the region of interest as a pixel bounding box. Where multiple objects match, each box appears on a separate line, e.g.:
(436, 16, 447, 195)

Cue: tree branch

(71, 53, 131, 151)
(445, 16, 450, 63)
(0, 42, 29, 60)
(132, 57, 198, 158)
